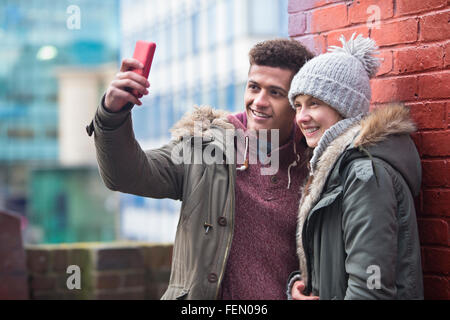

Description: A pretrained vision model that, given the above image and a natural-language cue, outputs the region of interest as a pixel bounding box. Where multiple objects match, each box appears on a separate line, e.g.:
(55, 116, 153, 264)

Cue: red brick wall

(288, 0, 450, 299)
(26, 243, 172, 300)
(0, 210, 29, 299)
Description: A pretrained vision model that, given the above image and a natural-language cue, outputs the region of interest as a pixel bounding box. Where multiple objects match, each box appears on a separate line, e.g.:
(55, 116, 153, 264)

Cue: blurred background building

(0, 0, 120, 243)
(0, 0, 288, 244)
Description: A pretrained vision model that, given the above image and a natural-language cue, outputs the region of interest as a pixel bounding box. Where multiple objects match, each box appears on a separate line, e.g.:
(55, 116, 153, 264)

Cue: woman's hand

(291, 280, 319, 300)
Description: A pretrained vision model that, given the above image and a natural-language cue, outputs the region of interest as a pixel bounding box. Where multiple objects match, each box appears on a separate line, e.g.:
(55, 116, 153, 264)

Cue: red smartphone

(130, 41, 156, 97)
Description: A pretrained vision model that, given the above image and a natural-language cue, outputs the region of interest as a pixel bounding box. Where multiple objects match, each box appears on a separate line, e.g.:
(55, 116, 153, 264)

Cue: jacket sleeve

(341, 159, 398, 300)
(91, 97, 184, 200)
(286, 271, 302, 300)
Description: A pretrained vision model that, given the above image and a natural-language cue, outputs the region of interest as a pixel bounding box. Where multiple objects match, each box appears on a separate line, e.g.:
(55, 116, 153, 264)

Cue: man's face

(244, 65, 295, 144)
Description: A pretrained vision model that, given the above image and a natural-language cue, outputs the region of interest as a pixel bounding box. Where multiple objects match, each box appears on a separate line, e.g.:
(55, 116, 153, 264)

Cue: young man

(86, 39, 314, 299)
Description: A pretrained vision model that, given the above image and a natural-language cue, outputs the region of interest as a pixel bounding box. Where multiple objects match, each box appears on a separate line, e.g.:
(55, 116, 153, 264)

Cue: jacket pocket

(310, 186, 343, 215)
(180, 167, 208, 225)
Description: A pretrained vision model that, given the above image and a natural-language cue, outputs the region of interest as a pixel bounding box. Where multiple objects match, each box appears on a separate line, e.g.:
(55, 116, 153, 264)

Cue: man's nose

(253, 91, 270, 108)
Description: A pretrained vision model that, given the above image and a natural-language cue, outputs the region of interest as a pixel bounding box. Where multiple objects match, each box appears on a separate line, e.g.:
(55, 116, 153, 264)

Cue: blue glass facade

(0, 0, 119, 162)
(0, 0, 120, 213)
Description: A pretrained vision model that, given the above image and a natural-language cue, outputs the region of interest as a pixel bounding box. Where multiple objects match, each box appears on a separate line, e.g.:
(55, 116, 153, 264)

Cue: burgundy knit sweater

(219, 112, 308, 300)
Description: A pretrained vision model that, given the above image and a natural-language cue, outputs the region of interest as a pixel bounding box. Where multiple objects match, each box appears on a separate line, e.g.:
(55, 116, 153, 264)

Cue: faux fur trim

(354, 104, 416, 147)
(296, 125, 360, 287)
(170, 105, 234, 141)
(296, 104, 416, 287)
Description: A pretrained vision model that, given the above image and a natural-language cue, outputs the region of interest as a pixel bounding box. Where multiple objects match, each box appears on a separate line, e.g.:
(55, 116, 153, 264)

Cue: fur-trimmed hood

(353, 104, 420, 196)
(296, 104, 421, 288)
(170, 106, 234, 141)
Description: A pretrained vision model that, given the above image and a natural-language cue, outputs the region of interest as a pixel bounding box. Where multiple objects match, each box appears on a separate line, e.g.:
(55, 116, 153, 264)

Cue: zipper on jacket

(215, 165, 235, 299)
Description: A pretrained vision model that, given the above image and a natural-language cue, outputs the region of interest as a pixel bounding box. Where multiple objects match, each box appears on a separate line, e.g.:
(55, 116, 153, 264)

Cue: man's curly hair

(249, 39, 314, 74)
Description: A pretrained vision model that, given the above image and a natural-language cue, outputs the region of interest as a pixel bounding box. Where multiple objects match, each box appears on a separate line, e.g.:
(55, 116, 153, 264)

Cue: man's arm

(90, 58, 183, 200)
(92, 97, 183, 200)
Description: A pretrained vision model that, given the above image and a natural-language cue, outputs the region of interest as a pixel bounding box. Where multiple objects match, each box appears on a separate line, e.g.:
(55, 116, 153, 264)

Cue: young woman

(287, 34, 423, 300)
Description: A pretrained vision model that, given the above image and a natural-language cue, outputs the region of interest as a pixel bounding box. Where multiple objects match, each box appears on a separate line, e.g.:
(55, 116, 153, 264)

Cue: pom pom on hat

(328, 33, 380, 78)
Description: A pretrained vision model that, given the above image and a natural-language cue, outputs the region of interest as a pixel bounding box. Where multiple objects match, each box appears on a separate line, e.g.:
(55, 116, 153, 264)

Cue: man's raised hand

(104, 58, 151, 112)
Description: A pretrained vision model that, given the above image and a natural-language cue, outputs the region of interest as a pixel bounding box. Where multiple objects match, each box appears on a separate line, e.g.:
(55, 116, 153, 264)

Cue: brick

(418, 218, 449, 245)
(396, 0, 447, 16)
(423, 189, 450, 216)
(448, 102, 450, 128)
(348, 0, 394, 24)
(423, 275, 449, 300)
(288, 0, 342, 13)
(420, 10, 450, 42)
(417, 71, 450, 100)
(289, 12, 307, 37)
(422, 247, 450, 274)
(144, 245, 173, 270)
(124, 272, 146, 288)
(96, 248, 145, 271)
(0, 274, 29, 300)
(376, 50, 393, 76)
(422, 160, 450, 187)
(95, 273, 122, 290)
(0, 211, 27, 273)
(407, 102, 447, 130)
(445, 42, 450, 67)
(52, 249, 68, 272)
(26, 249, 50, 274)
(370, 76, 418, 103)
(326, 25, 370, 48)
(421, 130, 450, 157)
(30, 291, 61, 300)
(55, 274, 73, 291)
(310, 3, 348, 33)
(29, 275, 57, 291)
(392, 45, 443, 75)
(371, 18, 418, 47)
(294, 34, 326, 55)
(94, 288, 146, 300)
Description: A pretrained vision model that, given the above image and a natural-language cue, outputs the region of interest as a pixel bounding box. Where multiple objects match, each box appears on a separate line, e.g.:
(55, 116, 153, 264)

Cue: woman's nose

(296, 108, 311, 125)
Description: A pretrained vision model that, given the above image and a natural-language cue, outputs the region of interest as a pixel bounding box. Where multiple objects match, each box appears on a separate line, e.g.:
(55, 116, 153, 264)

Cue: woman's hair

(300, 137, 314, 170)
(249, 39, 314, 75)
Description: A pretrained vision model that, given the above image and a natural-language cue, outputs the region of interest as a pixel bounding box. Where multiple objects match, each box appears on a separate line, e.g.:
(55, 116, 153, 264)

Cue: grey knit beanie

(289, 33, 381, 118)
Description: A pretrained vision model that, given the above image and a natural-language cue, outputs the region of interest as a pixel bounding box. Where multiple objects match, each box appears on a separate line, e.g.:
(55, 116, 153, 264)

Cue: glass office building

(119, 0, 289, 242)
(0, 0, 119, 226)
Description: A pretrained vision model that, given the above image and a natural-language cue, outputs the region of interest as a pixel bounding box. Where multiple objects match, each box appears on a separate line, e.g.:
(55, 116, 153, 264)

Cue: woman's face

(294, 95, 343, 148)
